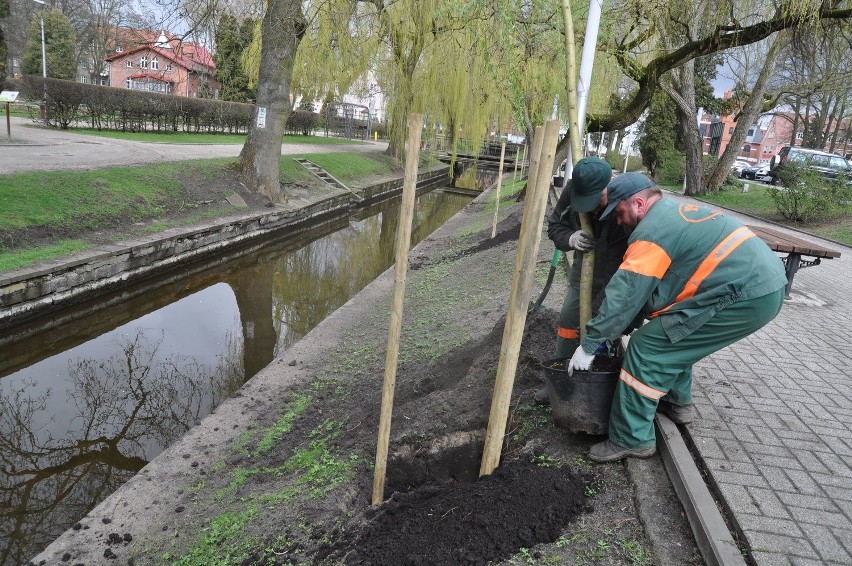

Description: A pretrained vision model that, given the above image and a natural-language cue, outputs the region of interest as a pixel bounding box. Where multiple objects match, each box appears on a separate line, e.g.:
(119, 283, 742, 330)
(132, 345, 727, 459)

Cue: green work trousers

(556, 284, 582, 358)
(609, 288, 785, 449)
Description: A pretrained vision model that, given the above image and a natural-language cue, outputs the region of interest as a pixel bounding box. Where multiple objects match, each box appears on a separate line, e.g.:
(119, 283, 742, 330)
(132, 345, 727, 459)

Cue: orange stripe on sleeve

(619, 240, 671, 279)
(557, 327, 578, 339)
(619, 369, 667, 400)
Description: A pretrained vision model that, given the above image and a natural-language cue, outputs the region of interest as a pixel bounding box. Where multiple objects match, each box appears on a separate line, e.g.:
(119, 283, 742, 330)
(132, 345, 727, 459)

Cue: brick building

(699, 90, 852, 164)
(103, 30, 217, 98)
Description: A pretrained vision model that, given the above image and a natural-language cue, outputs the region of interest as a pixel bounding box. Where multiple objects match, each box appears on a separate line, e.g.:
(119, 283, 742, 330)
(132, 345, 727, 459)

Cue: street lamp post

(31, 0, 47, 78)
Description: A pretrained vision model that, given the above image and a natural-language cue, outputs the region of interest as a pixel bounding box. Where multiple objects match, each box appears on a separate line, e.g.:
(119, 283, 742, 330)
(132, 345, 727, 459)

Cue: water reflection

(0, 189, 470, 565)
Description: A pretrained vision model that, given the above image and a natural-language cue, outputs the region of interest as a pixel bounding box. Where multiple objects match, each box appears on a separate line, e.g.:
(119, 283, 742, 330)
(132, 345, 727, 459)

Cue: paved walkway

(666, 192, 852, 565)
(0, 116, 388, 174)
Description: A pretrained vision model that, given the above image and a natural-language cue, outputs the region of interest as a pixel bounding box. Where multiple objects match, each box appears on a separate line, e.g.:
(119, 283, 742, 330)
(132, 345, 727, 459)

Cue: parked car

(740, 164, 771, 182)
(730, 160, 751, 176)
(768, 147, 852, 185)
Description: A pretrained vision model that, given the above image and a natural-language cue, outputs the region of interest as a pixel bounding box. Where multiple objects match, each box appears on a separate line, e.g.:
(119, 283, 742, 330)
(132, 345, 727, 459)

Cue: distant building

(700, 90, 852, 163)
(100, 29, 218, 98)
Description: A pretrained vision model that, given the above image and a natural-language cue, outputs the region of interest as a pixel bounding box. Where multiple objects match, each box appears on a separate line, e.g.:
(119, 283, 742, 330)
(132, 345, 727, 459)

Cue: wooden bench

(747, 225, 842, 298)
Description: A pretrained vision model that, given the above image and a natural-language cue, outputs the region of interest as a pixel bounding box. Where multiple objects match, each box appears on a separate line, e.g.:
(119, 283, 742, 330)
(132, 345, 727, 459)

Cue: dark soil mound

(319, 459, 592, 566)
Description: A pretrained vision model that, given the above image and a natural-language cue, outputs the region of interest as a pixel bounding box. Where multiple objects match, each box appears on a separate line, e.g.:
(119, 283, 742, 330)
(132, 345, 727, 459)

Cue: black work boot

(657, 400, 695, 425)
(534, 386, 550, 405)
(589, 439, 656, 462)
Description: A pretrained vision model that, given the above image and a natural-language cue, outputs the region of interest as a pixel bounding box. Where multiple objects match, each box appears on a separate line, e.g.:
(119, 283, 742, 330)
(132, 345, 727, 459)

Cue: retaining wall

(0, 169, 449, 330)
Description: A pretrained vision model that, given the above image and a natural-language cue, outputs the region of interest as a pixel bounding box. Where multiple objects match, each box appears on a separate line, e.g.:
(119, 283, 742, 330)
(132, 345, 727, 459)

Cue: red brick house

(104, 30, 218, 98)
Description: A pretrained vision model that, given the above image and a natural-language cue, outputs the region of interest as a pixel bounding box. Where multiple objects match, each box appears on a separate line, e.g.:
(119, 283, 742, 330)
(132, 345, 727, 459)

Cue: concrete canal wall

(0, 168, 449, 331)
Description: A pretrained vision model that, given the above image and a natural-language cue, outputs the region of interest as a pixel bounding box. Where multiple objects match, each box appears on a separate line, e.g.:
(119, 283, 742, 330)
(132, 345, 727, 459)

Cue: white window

(126, 60, 132, 67)
(151, 57, 158, 70)
(166, 63, 172, 71)
(126, 78, 131, 89)
(116, 45, 123, 52)
(140, 56, 148, 69)
(79, 76, 87, 83)
(796, 132, 804, 140)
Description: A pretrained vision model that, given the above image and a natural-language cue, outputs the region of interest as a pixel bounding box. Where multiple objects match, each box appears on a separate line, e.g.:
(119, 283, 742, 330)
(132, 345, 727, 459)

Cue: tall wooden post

(491, 142, 507, 238)
(479, 120, 559, 477)
(372, 114, 424, 505)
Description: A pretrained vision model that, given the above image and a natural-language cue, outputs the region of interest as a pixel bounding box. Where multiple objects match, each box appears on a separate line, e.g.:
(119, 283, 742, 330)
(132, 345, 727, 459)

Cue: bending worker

(537, 157, 627, 404)
(568, 173, 787, 462)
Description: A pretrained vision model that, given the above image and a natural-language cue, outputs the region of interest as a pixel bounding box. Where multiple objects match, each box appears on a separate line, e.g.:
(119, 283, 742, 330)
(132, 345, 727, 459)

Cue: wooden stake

(491, 141, 507, 238)
(479, 120, 559, 477)
(372, 113, 423, 505)
(511, 143, 520, 191)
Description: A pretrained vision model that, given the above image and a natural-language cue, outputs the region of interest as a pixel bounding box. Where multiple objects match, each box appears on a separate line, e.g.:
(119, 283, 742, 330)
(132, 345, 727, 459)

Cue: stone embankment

(0, 169, 447, 334)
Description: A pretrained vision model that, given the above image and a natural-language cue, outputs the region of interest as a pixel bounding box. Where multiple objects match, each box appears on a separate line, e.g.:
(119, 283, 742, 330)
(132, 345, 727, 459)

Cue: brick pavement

(668, 192, 852, 565)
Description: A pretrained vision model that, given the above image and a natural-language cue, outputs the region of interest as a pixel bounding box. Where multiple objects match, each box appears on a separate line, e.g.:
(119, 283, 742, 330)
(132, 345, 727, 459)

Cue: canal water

(0, 188, 472, 566)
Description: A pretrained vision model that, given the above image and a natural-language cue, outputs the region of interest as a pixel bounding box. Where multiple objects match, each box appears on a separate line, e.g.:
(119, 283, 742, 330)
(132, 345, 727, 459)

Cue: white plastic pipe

(564, 0, 604, 182)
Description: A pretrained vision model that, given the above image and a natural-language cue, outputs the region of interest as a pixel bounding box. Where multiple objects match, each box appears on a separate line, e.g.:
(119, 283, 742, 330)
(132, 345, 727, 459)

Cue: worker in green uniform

(536, 157, 628, 404)
(567, 173, 787, 462)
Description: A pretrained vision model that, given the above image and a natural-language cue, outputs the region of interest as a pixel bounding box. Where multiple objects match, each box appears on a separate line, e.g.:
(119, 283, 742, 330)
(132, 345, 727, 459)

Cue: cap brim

(599, 200, 619, 220)
(570, 191, 602, 213)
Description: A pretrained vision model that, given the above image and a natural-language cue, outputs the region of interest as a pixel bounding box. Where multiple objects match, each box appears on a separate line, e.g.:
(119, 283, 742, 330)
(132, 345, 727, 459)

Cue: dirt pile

(320, 459, 593, 565)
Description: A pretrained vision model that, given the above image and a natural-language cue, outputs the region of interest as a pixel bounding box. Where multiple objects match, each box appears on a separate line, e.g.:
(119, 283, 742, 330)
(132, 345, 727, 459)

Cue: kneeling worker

(537, 157, 628, 404)
(568, 173, 787, 462)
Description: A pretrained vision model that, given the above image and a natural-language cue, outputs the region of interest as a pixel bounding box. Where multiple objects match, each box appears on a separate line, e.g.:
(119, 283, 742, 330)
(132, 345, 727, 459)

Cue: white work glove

(567, 345, 596, 375)
(568, 230, 595, 253)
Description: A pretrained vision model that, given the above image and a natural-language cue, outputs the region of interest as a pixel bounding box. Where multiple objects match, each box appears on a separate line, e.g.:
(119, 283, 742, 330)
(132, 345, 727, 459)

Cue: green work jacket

(583, 198, 787, 350)
(547, 181, 628, 307)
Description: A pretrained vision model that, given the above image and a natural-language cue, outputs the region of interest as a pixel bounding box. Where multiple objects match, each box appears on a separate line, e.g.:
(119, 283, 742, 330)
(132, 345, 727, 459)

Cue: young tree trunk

(560, 0, 594, 339)
(238, 0, 306, 202)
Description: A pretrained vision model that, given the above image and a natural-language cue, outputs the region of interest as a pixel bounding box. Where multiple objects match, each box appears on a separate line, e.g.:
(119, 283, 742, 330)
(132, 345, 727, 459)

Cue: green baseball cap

(569, 157, 613, 213)
(599, 173, 655, 219)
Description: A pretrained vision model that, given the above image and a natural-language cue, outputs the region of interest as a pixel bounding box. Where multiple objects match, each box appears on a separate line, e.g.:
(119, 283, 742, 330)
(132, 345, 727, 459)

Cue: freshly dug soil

(320, 459, 592, 566)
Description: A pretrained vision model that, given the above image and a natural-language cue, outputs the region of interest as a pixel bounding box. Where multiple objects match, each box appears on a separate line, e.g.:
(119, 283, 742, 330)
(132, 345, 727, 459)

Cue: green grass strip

(0, 240, 90, 270)
(169, 509, 256, 566)
(255, 393, 312, 455)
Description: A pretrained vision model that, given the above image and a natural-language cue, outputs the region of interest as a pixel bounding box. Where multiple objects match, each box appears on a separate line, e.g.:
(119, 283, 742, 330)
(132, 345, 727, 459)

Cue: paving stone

(742, 529, 819, 560)
(798, 523, 852, 564)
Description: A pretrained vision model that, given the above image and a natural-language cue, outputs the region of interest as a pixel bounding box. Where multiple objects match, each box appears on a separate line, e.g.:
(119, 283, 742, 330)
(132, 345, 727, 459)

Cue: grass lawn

(663, 179, 852, 247)
(0, 151, 411, 271)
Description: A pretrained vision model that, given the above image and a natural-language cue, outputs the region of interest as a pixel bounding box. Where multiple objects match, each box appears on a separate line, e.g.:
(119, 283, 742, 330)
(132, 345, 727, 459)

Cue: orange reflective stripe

(619, 241, 671, 279)
(557, 327, 578, 339)
(650, 226, 755, 318)
(619, 368, 666, 400)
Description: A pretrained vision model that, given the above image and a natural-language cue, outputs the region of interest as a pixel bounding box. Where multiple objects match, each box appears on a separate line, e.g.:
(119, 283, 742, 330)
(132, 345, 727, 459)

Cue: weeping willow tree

(289, 0, 380, 104)
(418, 17, 504, 165)
(487, 0, 566, 153)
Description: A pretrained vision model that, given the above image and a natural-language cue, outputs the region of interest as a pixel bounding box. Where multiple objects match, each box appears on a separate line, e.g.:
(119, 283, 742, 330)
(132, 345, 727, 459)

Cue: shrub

(768, 163, 851, 222)
(654, 148, 684, 184)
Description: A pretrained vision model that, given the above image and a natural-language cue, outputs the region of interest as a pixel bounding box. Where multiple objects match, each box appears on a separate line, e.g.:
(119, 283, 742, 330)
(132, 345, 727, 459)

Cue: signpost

(0, 91, 19, 140)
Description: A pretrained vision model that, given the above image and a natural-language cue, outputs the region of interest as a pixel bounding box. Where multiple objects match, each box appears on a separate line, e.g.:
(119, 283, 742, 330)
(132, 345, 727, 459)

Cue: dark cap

(569, 157, 613, 213)
(599, 173, 655, 219)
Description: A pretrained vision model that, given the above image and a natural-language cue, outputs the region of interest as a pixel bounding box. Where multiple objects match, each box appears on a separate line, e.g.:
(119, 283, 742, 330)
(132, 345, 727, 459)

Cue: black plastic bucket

(541, 357, 621, 435)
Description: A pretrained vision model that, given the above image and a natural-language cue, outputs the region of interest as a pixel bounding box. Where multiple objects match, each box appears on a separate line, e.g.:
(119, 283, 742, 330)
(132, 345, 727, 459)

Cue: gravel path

(0, 116, 388, 174)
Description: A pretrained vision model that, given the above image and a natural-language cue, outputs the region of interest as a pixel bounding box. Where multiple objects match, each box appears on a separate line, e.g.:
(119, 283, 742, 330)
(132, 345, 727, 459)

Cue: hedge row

(14, 76, 364, 137)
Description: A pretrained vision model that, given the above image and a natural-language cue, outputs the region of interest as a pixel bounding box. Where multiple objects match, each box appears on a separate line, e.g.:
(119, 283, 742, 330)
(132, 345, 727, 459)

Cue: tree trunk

(828, 95, 846, 154)
(238, 0, 306, 202)
(790, 97, 801, 146)
(658, 57, 702, 195)
(704, 33, 784, 193)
